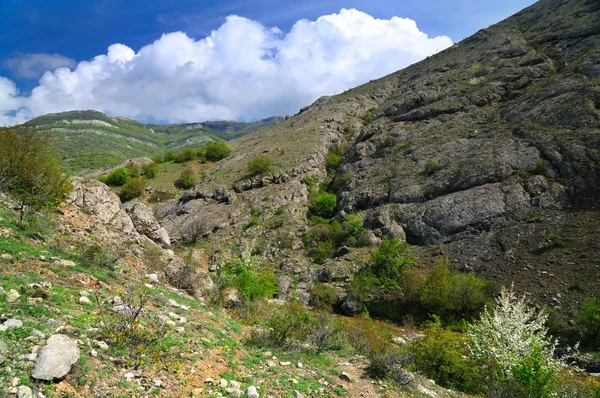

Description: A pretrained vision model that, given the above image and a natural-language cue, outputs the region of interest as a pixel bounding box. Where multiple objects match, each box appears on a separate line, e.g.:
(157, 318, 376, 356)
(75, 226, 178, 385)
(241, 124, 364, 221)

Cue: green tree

(175, 167, 196, 189)
(119, 177, 146, 202)
(141, 162, 158, 179)
(0, 128, 71, 224)
(204, 141, 231, 161)
(370, 237, 413, 288)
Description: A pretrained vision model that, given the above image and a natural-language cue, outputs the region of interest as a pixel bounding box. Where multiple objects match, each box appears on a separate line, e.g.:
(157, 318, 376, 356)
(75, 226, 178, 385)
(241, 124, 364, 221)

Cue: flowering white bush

(467, 285, 563, 378)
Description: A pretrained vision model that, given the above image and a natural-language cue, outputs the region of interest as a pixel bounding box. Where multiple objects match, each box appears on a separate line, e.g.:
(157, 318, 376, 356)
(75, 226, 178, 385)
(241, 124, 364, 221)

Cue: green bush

(163, 152, 176, 162)
(343, 213, 365, 241)
(362, 112, 374, 124)
(371, 237, 413, 289)
(309, 284, 339, 310)
(78, 243, 118, 270)
(577, 297, 600, 349)
(309, 240, 336, 264)
(326, 151, 342, 171)
(174, 149, 196, 163)
(220, 252, 277, 302)
(310, 192, 337, 218)
(413, 316, 482, 393)
(124, 162, 141, 178)
(247, 155, 273, 175)
(119, 177, 146, 202)
(248, 301, 345, 353)
(204, 141, 231, 161)
(419, 259, 493, 322)
(423, 157, 443, 175)
(175, 167, 196, 189)
(102, 167, 131, 186)
(142, 162, 158, 179)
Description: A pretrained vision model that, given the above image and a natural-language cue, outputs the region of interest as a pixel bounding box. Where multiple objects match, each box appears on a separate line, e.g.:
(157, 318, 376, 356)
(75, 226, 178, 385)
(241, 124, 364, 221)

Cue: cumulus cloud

(3, 53, 77, 79)
(0, 9, 452, 125)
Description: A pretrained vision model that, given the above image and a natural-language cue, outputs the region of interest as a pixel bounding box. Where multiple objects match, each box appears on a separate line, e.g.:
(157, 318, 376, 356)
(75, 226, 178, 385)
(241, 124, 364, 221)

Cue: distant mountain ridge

(17, 110, 282, 172)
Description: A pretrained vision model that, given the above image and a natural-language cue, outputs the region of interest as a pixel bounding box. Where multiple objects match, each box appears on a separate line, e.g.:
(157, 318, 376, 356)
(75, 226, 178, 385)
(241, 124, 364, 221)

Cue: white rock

(79, 296, 91, 305)
(79, 290, 89, 297)
(124, 372, 135, 380)
(219, 379, 228, 388)
(94, 340, 109, 350)
(91, 349, 98, 358)
(154, 379, 163, 387)
(229, 380, 240, 389)
(31, 334, 80, 381)
(17, 385, 33, 398)
(392, 336, 407, 345)
(167, 299, 180, 308)
(145, 273, 159, 284)
(0, 318, 23, 332)
(7, 289, 20, 303)
(246, 386, 259, 398)
(279, 361, 291, 366)
(296, 362, 303, 369)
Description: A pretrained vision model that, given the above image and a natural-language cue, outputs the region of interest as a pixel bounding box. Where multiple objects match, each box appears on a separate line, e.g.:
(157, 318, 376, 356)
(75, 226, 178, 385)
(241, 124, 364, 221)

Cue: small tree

(204, 141, 231, 162)
(142, 162, 158, 179)
(467, 285, 566, 396)
(0, 128, 71, 224)
(175, 167, 195, 189)
(247, 155, 273, 176)
(309, 192, 337, 218)
(119, 177, 146, 202)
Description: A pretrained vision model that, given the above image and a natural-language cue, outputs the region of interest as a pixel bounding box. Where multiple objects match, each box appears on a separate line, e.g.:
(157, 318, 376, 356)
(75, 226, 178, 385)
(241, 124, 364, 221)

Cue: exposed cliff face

(157, 0, 600, 314)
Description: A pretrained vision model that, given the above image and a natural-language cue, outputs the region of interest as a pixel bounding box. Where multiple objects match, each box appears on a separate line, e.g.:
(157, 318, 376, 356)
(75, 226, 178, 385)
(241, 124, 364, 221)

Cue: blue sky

(0, 0, 537, 124)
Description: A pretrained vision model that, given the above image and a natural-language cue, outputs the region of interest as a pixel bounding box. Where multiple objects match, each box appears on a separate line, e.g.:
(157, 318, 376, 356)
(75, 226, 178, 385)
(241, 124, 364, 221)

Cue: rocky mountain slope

(0, 179, 463, 397)
(17, 110, 282, 172)
(156, 0, 600, 317)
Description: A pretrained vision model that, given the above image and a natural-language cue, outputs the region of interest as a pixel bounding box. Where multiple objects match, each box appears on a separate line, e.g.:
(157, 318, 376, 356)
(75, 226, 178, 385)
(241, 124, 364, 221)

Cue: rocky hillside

(0, 179, 463, 397)
(156, 0, 600, 318)
(18, 110, 282, 172)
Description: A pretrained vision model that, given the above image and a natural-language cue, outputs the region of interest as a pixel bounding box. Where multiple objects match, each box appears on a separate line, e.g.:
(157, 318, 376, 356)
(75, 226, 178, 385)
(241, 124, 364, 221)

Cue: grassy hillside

(19, 110, 282, 173)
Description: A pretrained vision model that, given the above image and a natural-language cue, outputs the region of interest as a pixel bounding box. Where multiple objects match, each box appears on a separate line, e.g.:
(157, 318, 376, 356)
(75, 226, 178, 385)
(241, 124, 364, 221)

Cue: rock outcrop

(67, 179, 140, 239)
(122, 199, 171, 247)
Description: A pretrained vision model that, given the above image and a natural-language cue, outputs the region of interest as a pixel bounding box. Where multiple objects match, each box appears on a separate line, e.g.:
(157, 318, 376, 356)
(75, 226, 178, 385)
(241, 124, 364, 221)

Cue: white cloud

(0, 9, 452, 125)
(3, 53, 77, 79)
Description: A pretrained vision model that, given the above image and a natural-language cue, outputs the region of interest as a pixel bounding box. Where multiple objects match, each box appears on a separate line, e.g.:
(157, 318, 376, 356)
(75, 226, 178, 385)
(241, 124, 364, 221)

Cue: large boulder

(122, 199, 171, 247)
(32, 334, 80, 381)
(67, 179, 139, 239)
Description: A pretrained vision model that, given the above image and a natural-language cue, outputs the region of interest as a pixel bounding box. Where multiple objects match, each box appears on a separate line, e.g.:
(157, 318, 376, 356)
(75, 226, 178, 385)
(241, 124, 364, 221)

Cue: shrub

(150, 154, 164, 164)
(326, 151, 342, 171)
(163, 152, 176, 162)
(309, 284, 339, 310)
(531, 160, 549, 175)
(204, 141, 231, 161)
(142, 162, 158, 179)
(467, 285, 564, 396)
(419, 259, 492, 322)
(309, 240, 336, 264)
(413, 316, 482, 393)
(577, 297, 600, 349)
(174, 149, 196, 163)
(423, 156, 443, 175)
(362, 112, 374, 124)
(370, 237, 413, 289)
(124, 162, 140, 178)
(78, 243, 118, 271)
(329, 172, 353, 194)
(119, 177, 146, 202)
(102, 167, 130, 186)
(248, 301, 345, 353)
(343, 213, 365, 242)
(219, 251, 277, 302)
(309, 192, 337, 218)
(247, 155, 273, 175)
(175, 167, 196, 189)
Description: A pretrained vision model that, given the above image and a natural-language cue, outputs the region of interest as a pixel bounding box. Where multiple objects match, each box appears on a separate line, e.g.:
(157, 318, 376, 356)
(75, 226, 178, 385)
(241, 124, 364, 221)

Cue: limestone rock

(122, 199, 171, 247)
(32, 334, 80, 381)
(67, 179, 139, 239)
